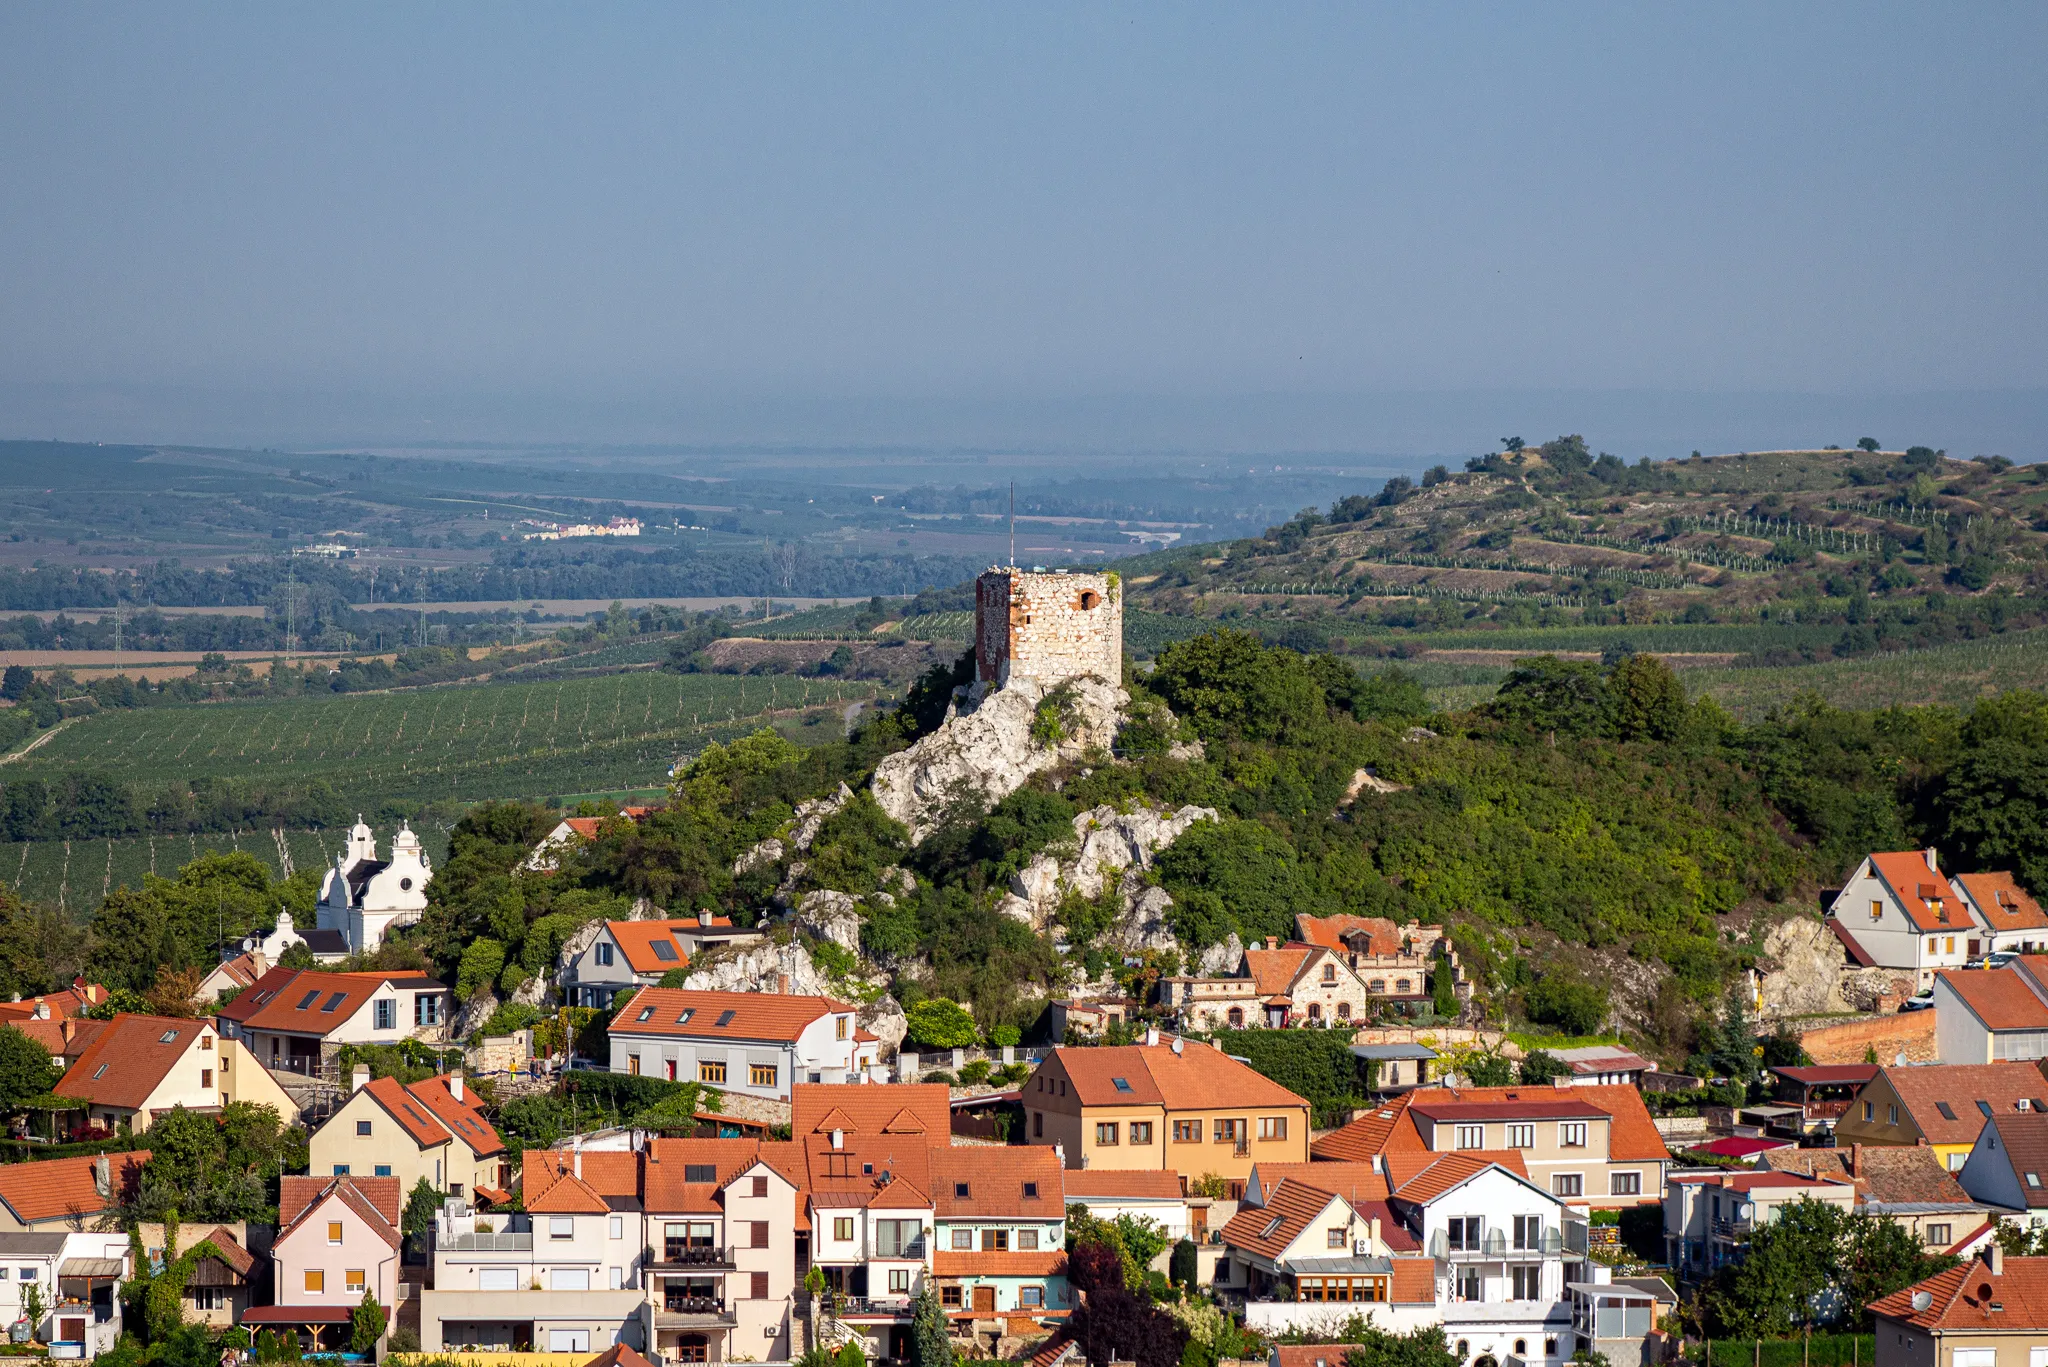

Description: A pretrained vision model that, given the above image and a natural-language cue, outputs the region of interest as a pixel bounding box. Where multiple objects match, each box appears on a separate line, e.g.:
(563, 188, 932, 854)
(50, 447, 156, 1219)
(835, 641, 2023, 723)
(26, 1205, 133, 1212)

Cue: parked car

(1900, 989, 1936, 1012)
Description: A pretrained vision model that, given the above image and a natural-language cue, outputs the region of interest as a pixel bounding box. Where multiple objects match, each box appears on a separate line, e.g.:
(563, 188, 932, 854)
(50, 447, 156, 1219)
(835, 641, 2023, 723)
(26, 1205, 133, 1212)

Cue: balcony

(653, 1298, 737, 1330)
(1429, 1230, 1567, 1259)
(828, 1296, 917, 1319)
(647, 1245, 734, 1270)
(442, 1231, 534, 1253)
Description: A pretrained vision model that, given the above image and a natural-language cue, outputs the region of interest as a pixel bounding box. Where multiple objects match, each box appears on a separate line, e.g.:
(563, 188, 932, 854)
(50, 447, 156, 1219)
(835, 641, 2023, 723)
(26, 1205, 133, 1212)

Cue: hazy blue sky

(2, 4, 2044, 456)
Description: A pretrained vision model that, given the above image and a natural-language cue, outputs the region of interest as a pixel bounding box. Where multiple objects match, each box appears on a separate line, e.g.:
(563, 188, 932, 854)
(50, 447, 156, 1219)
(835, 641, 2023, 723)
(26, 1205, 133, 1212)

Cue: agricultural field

(1685, 629, 2048, 718)
(0, 828, 342, 913)
(5, 670, 876, 815)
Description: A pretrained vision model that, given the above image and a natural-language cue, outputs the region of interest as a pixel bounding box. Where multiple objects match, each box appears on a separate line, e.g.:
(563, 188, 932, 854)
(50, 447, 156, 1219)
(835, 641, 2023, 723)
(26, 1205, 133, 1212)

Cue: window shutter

(751, 1271, 769, 1299)
(752, 1175, 768, 1198)
(751, 1221, 769, 1248)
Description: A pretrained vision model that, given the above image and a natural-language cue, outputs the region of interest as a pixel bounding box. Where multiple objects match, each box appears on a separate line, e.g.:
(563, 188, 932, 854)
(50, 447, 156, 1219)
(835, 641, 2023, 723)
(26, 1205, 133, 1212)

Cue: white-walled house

(1953, 874, 2048, 956)
(605, 988, 878, 1101)
(216, 966, 453, 1074)
(1934, 963, 2048, 1064)
(559, 917, 760, 1009)
(0, 1229, 132, 1358)
(315, 818, 433, 955)
(1828, 850, 1982, 987)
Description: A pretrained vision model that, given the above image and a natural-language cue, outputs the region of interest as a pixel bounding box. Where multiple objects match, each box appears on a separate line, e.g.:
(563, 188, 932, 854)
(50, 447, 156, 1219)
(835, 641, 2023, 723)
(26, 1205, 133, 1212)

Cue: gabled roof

(407, 1074, 505, 1157)
(1828, 919, 1879, 968)
(527, 1168, 610, 1214)
(56, 1014, 212, 1112)
(1959, 874, 2048, 934)
(1247, 1163, 1388, 1209)
(1387, 1152, 1533, 1205)
(0, 1150, 149, 1224)
(7, 1016, 105, 1060)
(1060, 1169, 1186, 1201)
(929, 1146, 1064, 1219)
(224, 969, 441, 1039)
(1243, 945, 1314, 998)
(1294, 915, 1409, 957)
(526, 1149, 644, 1207)
(1870, 1255, 2048, 1331)
(1883, 1063, 2048, 1146)
(608, 987, 848, 1042)
(605, 919, 731, 975)
(1320, 1084, 1669, 1163)
(582, 1344, 658, 1367)
(792, 1084, 952, 1140)
(1772, 1065, 1881, 1087)
(1048, 1044, 1312, 1112)
(0, 983, 104, 1024)
(1760, 1145, 1972, 1206)
(1868, 851, 1963, 933)
(359, 1076, 453, 1149)
(1971, 1115, 2048, 1208)
(1938, 970, 2048, 1033)
(192, 1227, 256, 1279)
(639, 1137, 803, 1211)
(278, 1175, 402, 1249)
(1219, 1178, 1348, 1260)
(205, 954, 264, 990)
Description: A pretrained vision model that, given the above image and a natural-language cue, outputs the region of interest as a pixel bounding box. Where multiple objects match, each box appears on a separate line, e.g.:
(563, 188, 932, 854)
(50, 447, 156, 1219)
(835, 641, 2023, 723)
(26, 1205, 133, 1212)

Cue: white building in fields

(317, 818, 433, 955)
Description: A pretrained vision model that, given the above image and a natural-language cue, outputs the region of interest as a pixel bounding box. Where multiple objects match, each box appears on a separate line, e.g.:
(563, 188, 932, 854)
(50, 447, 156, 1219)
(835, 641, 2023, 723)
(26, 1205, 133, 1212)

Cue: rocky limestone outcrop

(1117, 885, 1179, 954)
(733, 782, 855, 875)
(1756, 915, 1853, 1018)
(871, 675, 1126, 843)
(997, 802, 1219, 929)
(1196, 931, 1246, 977)
(1342, 768, 1410, 802)
(859, 993, 909, 1057)
(676, 937, 905, 1058)
(454, 988, 501, 1039)
(511, 971, 553, 1009)
(795, 889, 864, 954)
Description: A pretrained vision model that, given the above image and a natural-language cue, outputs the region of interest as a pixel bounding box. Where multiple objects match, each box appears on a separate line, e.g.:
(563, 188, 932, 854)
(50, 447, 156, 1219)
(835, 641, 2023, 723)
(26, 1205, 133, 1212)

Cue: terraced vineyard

(0, 828, 345, 913)
(5, 671, 875, 814)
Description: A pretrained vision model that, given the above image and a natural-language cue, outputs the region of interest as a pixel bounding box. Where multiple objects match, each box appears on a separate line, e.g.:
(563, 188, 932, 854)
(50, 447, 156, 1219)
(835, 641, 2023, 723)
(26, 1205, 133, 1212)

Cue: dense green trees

(86, 853, 316, 994)
(1701, 1198, 1954, 1336)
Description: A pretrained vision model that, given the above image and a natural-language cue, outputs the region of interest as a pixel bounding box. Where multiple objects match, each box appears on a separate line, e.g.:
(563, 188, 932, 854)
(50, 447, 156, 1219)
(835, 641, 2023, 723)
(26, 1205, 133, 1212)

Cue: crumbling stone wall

(975, 567, 1121, 687)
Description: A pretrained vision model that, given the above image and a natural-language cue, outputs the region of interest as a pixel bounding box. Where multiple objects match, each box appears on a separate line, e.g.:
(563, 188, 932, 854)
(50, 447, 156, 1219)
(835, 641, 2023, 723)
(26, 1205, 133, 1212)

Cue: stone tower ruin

(975, 566, 1122, 690)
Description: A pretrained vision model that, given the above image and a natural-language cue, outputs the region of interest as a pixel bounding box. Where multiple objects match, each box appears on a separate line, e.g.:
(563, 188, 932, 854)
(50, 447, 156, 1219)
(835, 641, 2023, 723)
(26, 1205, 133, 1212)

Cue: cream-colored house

(53, 1013, 298, 1132)
(309, 1068, 508, 1200)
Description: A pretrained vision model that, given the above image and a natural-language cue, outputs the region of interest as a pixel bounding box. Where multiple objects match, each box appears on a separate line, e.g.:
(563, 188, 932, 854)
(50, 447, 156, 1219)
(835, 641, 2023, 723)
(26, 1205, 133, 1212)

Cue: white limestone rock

(791, 783, 855, 851)
(870, 675, 1127, 843)
(1196, 932, 1246, 977)
(859, 994, 909, 1057)
(1115, 884, 1180, 954)
(511, 970, 554, 1009)
(1003, 802, 1219, 930)
(795, 889, 864, 954)
(454, 988, 501, 1039)
(732, 838, 784, 876)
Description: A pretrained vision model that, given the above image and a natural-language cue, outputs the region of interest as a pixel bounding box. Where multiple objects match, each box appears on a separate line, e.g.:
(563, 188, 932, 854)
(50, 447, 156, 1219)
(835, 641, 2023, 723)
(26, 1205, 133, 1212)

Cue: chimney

(60, 1018, 74, 1047)
(351, 1064, 370, 1093)
(1368, 1215, 1381, 1249)
(1926, 848, 1940, 872)
(1144, 1027, 1160, 1048)
(1850, 1144, 1863, 1178)
(1990, 1242, 2004, 1275)
(698, 909, 712, 927)
(93, 1154, 111, 1200)
(32, 999, 47, 1021)
(1266, 937, 1279, 951)
(449, 1070, 464, 1103)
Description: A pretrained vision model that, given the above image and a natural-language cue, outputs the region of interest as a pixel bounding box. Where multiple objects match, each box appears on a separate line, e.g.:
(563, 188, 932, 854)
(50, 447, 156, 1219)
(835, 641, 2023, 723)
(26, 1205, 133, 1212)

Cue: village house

(54, 1012, 300, 1132)
(1869, 1247, 2048, 1367)
(1954, 874, 2048, 956)
(0, 982, 104, 1026)
(244, 1175, 401, 1352)
(1060, 1169, 1199, 1245)
(1543, 1047, 1653, 1088)
(1293, 915, 1448, 999)
(605, 988, 878, 1100)
(1958, 1112, 2048, 1236)
(309, 1067, 508, 1199)
(559, 916, 760, 1009)
(1828, 849, 1984, 987)
(1761, 1144, 1994, 1252)
(1022, 1036, 1312, 1191)
(1768, 1064, 1880, 1140)
(929, 1146, 1068, 1335)
(0, 1152, 151, 1233)
(1834, 1062, 2048, 1171)
(215, 966, 453, 1075)
(524, 808, 655, 874)
(0, 1228, 132, 1358)
(198, 951, 268, 1004)
(1312, 1086, 1670, 1210)
(1935, 961, 2048, 1064)
(1664, 1169, 1858, 1278)
(315, 818, 435, 955)
(176, 1228, 258, 1328)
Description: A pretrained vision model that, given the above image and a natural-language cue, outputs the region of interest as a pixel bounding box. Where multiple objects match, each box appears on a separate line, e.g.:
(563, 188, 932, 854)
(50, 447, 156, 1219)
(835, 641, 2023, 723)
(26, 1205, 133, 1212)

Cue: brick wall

(1801, 1010, 1937, 1065)
(975, 567, 1121, 687)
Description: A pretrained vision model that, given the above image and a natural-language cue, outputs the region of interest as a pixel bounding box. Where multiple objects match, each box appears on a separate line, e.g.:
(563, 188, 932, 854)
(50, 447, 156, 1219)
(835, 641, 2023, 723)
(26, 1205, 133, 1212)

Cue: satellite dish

(1913, 1291, 1934, 1312)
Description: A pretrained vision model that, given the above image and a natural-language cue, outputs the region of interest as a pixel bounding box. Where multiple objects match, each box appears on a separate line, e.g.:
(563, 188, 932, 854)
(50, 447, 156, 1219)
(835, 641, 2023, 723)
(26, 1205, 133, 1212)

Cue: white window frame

(1559, 1121, 1588, 1148)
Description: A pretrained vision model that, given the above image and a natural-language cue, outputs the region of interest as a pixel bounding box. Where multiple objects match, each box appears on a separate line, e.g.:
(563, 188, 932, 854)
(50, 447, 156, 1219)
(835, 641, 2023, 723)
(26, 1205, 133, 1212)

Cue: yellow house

(308, 1069, 509, 1200)
(1834, 1061, 2048, 1171)
(1022, 1037, 1310, 1193)
(53, 1013, 299, 1132)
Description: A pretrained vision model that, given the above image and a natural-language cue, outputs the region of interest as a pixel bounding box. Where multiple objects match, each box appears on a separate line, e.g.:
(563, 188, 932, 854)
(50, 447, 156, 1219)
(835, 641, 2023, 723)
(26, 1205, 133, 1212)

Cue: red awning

(242, 1306, 354, 1325)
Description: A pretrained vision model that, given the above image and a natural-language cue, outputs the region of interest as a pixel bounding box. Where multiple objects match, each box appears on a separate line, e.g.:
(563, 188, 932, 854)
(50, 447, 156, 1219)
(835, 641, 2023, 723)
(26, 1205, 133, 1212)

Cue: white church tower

(317, 817, 433, 954)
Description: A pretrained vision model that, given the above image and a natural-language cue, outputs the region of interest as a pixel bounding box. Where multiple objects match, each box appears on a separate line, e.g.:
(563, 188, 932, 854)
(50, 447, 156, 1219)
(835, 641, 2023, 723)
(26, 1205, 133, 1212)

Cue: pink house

(244, 1176, 401, 1350)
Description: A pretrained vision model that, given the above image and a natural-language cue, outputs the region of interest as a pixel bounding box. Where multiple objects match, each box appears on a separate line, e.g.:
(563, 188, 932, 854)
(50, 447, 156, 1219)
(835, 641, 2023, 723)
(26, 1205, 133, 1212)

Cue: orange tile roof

(1243, 946, 1313, 998)
(930, 1147, 1064, 1219)
(1274, 1347, 1353, 1367)
(1336, 1084, 1669, 1164)
(1295, 915, 1406, 957)
(407, 1074, 505, 1157)
(526, 1149, 643, 1204)
(1060, 1170, 1186, 1201)
(0, 1150, 149, 1223)
(1047, 1044, 1312, 1112)
(1883, 1063, 2048, 1146)
(278, 1175, 401, 1249)
(640, 1138, 775, 1210)
(56, 1014, 212, 1112)
(1870, 1255, 2048, 1331)
(605, 920, 729, 975)
(1869, 851, 1963, 933)
(1219, 1179, 1346, 1260)
(230, 969, 429, 1038)
(609, 987, 847, 1042)
(1248, 1162, 1388, 1208)
(196, 1226, 256, 1278)
(208, 954, 265, 990)
(1389, 1258, 1435, 1305)
(1961, 874, 2048, 934)
(1387, 1152, 1530, 1204)
(360, 1076, 452, 1149)
(583, 1344, 658, 1367)
(0, 984, 103, 1024)
(932, 1250, 1067, 1277)
(527, 1169, 610, 1214)
(1938, 970, 2048, 1032)
(7, 1016, 105, 1060)
(1311, 1094, 1416, 1163)
(793, 1084, 952, 1139)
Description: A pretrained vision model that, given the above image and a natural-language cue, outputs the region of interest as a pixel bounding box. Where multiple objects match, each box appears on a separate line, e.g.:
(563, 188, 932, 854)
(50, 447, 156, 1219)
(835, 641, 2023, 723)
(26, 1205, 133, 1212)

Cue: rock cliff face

(871, 675, 1126, 842)
(996, 802, 1218, 954)
(677, 937, 906, 1055)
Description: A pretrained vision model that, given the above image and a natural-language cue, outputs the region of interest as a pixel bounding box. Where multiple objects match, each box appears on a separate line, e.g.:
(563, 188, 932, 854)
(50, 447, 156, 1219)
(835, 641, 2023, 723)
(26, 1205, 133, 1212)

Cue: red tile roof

(225, 969, 431, 1038)
(1870, 1255, 2048, 1331)
(527, 1149, 643, 1206)
(929, 1146, 1065, 1219)
(7, 1016, 105, 1061)
(195, 1226, 256, 1278)
(1959, 873, 2048, 934)
(1046, 1044, 1312, 1112)
(1220, 1178, 1346, 1260)
(1827, 919, 1878, 968)
(1322, 1085, 1668, 1163)
(1248, 1162, 1388, 1208)
(527, 1169, 610, 1214)
(583, 1344, 659, 1367)
(1883, 1062, 2048, 1146)
(360, 1076, 452, 1149)
(793, 1084, 951, 1140)
(1243, 946, 1313, 998)
(1311, 1094, 1416, 1163)
(1387, 1152, 1530, 1204)
(1294, 915, 1407, 957)
(1772, 1065, 1881, 1087)
(0, 984, 103, 1024)
(1939, 970, 2048, 1032)
(1869, 851, 1962, 933)
(0, 1150, 149, 1223)
(1759, 1145, 1971, 1206)
(278, 1175, 402, 1249)
(1060, 1170, 1186, 1201)
(407, 1074, 505, 1157)
(605, 920, 730, 975)
(609, 987, 848, 1042)
(931, 1251, 1067, 1277)
(55, 1014, 212, 1112)
(1390, 1258, 1435, 1305)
